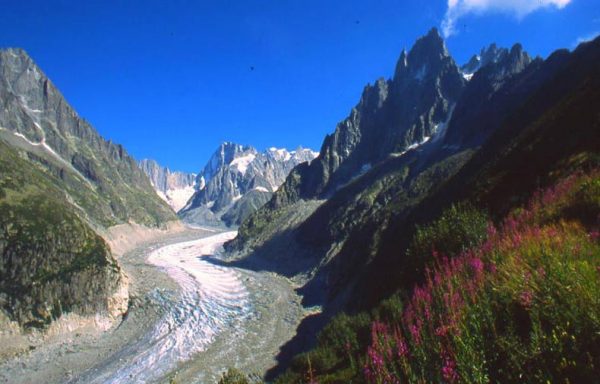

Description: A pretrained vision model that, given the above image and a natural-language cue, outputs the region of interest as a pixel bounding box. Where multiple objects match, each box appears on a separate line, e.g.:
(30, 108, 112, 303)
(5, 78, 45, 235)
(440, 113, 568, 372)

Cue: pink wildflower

(519, 290, 534, 308)
(441, 353, 459, 383)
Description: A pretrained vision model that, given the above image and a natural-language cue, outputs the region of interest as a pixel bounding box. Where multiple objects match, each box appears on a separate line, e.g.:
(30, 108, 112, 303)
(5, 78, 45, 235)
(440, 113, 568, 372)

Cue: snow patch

(7, 128, 95, 189)
(432, 104, 456, 143)
(268, 147, 292, 161)
(390, 136, 431, 158)
(230, 153, 256, 174)
(159, 185, 196, 213)
(13, 132, 61, 160)
(360, 163, 372, 173)
(253, 186, 270, 193)
(462, 72, 474, 81)
(414, 65, 427, 81)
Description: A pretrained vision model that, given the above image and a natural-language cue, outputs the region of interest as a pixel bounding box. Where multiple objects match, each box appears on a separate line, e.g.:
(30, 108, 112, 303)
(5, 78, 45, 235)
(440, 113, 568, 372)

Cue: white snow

(414, 64, 428, 81)
(158, 185, 196, 213)
(360, 163, 372, 174)
(198, 176, 206, 190)
(432, 104, 456, 143)
(268, 147, 292, 161)
(462, 72, 474, 81)
(230, 153, 256, 174)
(391, 104, 456, 158)
(19, 96, 43, 114)
(2, 127, 94, 188)
(406, 136, 431, 151)
(390, 136, 431, 158)
(13, 131, 64, 163)
(253, 186, 270, 193)
(92, 231, 250, 383)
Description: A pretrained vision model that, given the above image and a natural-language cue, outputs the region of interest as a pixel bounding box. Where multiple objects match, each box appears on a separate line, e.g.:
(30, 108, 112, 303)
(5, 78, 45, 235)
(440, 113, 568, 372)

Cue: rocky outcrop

(444, 43, 536, 147)
(460, 43, 513, 79)
(139, 159, 196, 212)
(228, 33, 600, 376)
(179, 142, 317, 226)
(0, 141, 127, 328)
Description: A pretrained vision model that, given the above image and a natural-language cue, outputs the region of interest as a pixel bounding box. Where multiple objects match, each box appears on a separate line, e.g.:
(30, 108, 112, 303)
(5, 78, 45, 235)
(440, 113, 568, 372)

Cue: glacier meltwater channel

(86, 231, 250, 383)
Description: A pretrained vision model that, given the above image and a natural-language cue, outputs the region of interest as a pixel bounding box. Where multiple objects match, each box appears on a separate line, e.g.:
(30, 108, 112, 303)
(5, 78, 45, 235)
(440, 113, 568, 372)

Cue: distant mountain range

(140, 143, 318, 226)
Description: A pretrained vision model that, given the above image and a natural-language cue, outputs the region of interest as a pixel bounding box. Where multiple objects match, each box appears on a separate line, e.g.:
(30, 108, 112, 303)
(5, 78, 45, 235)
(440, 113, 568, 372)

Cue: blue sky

(1, 1, 598, 173)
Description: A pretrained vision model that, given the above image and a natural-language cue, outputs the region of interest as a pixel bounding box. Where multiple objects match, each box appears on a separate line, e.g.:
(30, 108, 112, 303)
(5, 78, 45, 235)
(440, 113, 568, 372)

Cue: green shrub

(218, 368, 256, 384)
(408, 202, 489, 260)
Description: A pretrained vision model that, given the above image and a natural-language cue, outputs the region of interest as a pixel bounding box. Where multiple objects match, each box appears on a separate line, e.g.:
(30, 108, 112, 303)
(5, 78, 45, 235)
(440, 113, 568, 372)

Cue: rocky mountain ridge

(0, 48, 175, 228)
(262, 28, 464, 211)
(179, 142, 318, 226)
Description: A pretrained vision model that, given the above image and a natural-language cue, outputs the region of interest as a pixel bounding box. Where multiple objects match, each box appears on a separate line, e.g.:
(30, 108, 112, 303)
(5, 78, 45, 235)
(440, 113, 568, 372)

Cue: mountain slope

(221, 31, 600, 380)
(267, 35, 600, 382)
(0, 48, 176, 228)
(0, 48, 174, 329)
(0, 140, 127, 328)
(179, 142, 317, 226)
(139, 159, 196, 212)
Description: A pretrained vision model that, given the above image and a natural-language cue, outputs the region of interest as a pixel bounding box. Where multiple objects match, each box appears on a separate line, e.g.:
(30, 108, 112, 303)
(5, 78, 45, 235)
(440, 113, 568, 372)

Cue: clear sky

(1, 1, 598, 173)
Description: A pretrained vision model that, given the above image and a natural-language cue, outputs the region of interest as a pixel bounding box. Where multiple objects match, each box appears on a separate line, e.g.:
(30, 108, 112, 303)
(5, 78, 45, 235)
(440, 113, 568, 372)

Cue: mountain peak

(394, 27, 451, 82)
(426, 27, 442, 39)
(412, 27, 447, 56)
(0, 47, 29, 59)
(460, 42, 530, 79)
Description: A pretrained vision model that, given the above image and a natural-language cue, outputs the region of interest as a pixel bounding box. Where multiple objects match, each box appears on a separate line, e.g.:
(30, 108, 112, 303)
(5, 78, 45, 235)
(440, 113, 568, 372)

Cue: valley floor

(0, 227, 307, 384)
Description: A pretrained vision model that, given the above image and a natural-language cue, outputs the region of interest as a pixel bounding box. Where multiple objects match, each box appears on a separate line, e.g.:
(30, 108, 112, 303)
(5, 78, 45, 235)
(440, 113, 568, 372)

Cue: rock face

(139, 159, 196, 212)
(460, 43, 512, 79)
(0, 140, 126, 328)
(0, 48, 174, 328)
(444, 43, 534, 147)
(230, 29, 540, 301)
(235, 32, 537, 250)
(0, 48, 175, 228)
(268, 28, 465, 208)
(179, 142, 318, 226)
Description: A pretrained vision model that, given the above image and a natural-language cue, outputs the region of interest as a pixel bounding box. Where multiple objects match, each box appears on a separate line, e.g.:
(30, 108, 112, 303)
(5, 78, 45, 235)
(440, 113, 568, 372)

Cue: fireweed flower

(441, 352, 459, 383)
